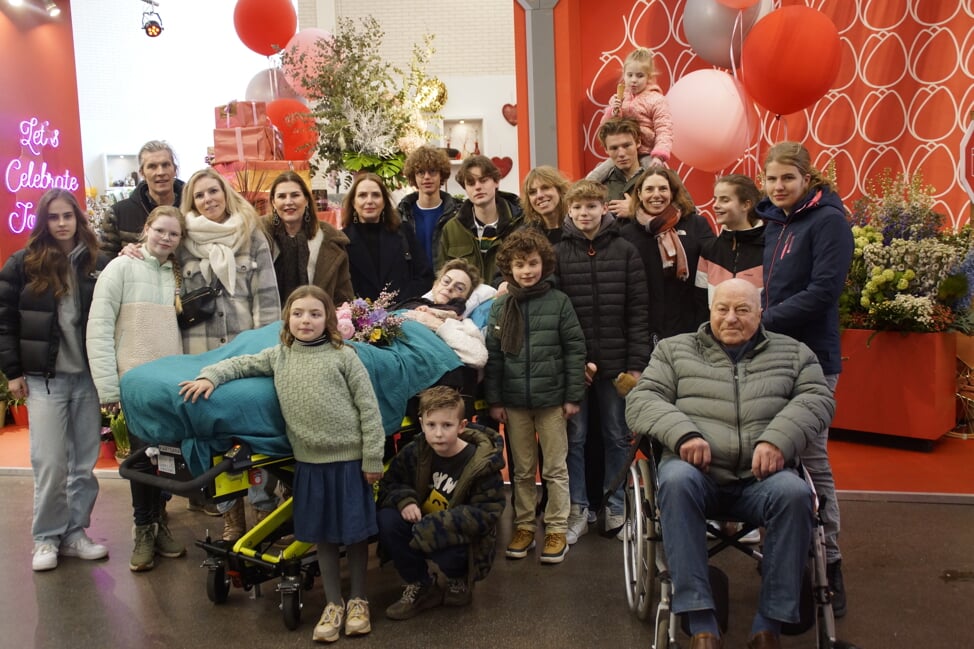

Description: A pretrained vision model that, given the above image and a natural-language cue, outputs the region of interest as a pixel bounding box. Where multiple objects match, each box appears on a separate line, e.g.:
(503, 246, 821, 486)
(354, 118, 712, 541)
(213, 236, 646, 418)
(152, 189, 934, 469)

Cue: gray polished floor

(1, 475, 971, 648)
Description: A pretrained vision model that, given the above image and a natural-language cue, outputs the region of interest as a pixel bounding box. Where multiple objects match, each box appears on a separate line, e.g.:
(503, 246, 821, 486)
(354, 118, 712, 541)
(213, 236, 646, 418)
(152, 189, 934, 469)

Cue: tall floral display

(841, 171, 974, 334)
(281, 16, 445, 190)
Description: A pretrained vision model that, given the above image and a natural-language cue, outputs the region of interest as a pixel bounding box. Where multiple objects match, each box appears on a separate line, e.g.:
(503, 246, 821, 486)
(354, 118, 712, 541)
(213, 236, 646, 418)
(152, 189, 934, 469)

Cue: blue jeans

(658, 459, 813, 623)
(566, 377, 632, 515)
(26, 373, 102, 545)
(377, 507, 468, 582)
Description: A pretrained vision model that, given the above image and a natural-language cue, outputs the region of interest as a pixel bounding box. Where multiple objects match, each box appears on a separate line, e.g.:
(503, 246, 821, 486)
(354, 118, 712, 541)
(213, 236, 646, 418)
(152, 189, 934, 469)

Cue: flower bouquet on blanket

(119, 320, 464, 476)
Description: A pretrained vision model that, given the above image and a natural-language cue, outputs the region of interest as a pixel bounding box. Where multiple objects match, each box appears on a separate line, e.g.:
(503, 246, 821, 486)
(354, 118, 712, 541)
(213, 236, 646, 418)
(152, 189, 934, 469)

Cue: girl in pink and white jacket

(589, 47, 674, 182)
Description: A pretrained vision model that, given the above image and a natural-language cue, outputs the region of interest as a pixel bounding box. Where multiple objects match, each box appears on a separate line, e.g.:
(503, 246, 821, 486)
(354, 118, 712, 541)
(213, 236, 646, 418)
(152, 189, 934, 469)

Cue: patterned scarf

(182, 212, 248, 295)
(642, 204, 689, 281)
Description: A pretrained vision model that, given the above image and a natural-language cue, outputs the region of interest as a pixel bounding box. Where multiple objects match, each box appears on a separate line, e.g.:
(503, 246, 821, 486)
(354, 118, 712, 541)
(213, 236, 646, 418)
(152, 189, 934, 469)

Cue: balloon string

(268, 64, 279, 101)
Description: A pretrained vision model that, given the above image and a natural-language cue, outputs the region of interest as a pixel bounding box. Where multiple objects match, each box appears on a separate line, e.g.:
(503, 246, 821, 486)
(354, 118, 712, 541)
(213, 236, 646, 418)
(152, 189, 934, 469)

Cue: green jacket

(484, 282, 587, 409)
(435, 190, 522, 284)
(625, 324, 835, 485)
(377, 424, 506, 581)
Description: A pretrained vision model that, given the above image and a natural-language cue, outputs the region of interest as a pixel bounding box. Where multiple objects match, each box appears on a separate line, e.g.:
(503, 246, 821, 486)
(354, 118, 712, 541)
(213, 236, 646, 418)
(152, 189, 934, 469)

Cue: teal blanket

(120, 319, 463, 475)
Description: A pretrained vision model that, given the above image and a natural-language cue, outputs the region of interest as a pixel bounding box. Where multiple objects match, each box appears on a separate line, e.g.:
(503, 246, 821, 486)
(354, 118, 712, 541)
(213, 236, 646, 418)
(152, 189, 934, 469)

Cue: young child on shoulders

(590, 47, 673, 182)
(376, 386, 505, 621)
(485, 228, 586, 564)
(178, 285, 385, 644)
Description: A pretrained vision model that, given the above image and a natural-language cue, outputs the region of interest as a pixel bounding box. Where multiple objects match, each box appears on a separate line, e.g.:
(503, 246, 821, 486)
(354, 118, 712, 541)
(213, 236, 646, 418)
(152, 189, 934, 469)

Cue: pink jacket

(600, 84, 673, 160)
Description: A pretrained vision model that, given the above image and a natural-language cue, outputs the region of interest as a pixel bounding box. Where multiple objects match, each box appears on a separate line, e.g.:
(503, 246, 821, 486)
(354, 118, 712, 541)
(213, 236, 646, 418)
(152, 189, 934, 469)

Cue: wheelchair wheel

(206, 564, 230, 604)
(635, 458, 657, 621)
(622, 462, 646, 612)
(281, 591, 301, 630)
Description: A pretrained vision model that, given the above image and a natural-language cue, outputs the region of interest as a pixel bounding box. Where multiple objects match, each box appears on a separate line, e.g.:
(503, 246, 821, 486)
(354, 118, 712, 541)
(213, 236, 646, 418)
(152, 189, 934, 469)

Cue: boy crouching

(377, 386, 506, 620)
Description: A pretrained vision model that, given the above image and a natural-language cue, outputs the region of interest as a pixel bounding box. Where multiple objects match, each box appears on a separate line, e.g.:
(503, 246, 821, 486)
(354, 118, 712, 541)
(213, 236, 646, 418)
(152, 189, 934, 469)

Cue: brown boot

(222, 499, 246, 542)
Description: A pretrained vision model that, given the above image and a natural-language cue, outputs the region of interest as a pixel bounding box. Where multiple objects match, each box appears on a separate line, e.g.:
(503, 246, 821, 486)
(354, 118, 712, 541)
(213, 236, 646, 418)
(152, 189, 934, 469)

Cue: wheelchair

(618, 437, 858, 649)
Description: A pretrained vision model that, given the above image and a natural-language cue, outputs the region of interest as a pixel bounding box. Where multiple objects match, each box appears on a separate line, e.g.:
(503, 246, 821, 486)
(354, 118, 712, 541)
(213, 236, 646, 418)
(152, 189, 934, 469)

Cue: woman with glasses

(87, 205, 189, 572)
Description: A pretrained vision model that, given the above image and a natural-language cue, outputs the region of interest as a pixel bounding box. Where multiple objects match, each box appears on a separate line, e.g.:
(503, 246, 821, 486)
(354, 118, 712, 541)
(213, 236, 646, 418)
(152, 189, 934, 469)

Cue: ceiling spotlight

(142, 1, 163, 37)
(46, 1, 60, 17)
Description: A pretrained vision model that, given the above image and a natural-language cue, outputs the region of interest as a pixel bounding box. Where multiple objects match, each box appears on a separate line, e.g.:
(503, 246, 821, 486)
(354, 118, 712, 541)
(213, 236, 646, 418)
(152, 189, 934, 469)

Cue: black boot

(826, 560, 847, 618)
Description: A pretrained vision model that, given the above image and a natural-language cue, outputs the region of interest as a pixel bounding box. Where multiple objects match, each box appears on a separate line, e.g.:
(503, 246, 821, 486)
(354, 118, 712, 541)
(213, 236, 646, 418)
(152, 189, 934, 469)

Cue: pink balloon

(716, 0, 760, 8)
(666, 69, 759, 173)
(282, 28, 332, 99)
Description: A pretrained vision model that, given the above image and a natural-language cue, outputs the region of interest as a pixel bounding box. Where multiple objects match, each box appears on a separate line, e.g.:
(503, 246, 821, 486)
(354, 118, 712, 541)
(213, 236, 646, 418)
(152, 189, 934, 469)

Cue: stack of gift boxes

(210, 100, 311, 215)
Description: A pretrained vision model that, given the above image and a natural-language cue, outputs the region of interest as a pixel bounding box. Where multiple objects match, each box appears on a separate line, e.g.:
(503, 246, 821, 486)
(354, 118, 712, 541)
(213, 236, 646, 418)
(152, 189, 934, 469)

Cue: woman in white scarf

(177, 168, 282, 541)
(177, 168, 280, 354)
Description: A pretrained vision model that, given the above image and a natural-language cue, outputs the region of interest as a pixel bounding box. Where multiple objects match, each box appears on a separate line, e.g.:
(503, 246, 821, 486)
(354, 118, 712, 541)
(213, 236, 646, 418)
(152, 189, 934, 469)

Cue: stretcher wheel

(654, 605, 671, 649)
(281, 591, 301, 630)
(206, 564, 230, 604)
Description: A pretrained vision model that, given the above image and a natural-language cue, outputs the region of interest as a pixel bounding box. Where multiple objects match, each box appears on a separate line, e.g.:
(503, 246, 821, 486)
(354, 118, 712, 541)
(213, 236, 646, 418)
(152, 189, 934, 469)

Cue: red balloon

(267, 99, 318, 160)
(233, 0, 297, 57)
(716, 0, 760, 8)
(741, 7, 841, 116)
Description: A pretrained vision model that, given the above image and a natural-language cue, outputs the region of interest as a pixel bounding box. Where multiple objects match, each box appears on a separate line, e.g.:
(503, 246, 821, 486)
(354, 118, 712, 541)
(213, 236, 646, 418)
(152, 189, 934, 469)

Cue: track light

(45, 1, 59, 17)
(142, 0, 163, 38)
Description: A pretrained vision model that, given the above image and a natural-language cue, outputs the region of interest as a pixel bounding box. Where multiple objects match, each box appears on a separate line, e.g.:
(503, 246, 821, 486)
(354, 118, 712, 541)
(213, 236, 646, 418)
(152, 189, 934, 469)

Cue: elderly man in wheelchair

(625, 279, 835, 649)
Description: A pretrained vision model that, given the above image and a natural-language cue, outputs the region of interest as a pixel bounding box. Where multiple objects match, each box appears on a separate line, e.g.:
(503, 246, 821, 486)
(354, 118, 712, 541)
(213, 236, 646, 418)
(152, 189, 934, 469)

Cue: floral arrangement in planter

(281, 16, 445, 190)
(336, 289, 405, 346)
(841, 170, 974, 333)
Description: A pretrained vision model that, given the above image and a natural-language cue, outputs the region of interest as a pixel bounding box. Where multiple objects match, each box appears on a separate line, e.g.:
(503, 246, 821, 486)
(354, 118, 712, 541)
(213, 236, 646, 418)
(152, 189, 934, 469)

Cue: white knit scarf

(183, 211, 249, 295)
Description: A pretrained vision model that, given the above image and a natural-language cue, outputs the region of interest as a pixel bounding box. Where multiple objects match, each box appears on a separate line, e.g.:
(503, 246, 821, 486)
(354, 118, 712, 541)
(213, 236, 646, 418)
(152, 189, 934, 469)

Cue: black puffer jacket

(0, 246, 106, 379)
(99, 179, 185, 257)
(555, 216, 651, 377)
(397, 189, 461, 262)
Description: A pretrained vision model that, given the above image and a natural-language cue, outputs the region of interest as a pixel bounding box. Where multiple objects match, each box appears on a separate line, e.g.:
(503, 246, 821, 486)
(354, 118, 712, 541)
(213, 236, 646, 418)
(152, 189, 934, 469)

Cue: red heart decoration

(502, 103, 517, 126)
(491, 156, 513, 179)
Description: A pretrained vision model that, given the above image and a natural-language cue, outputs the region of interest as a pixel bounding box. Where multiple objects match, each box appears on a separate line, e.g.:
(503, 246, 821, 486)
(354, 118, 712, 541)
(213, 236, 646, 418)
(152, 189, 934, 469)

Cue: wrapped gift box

(211, 160, 311, 196)
(215, 101, 268, 128)
(212, 126, 281, 163)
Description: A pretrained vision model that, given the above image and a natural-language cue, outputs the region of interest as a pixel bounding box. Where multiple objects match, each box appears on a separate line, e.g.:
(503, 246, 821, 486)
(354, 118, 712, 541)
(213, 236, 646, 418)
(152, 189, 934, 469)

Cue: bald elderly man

(625, 279, 835, 649)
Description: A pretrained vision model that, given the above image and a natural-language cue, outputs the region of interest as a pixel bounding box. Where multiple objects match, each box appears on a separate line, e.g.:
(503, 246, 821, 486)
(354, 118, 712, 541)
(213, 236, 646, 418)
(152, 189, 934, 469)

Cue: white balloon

(244, 68, 304, 104)
(683, 0, 773, 69)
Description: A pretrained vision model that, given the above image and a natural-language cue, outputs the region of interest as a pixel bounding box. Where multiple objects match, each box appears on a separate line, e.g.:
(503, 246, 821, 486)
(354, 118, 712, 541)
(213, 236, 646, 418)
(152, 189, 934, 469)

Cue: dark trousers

(377, 507, 468, 583)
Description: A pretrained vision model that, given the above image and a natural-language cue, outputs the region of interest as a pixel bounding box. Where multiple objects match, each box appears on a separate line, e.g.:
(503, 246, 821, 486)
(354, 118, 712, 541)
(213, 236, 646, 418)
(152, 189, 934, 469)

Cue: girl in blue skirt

(179, 285, 384, 643)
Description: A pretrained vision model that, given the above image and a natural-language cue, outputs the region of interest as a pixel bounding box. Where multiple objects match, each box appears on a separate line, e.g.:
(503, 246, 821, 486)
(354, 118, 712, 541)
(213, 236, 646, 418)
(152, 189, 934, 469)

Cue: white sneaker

(566, 505, 589, 545)
(61, 533, 109, 560)
(605, 511, 626, 541)
(32, 542, 59, 571)
(586, 508, 597, 524)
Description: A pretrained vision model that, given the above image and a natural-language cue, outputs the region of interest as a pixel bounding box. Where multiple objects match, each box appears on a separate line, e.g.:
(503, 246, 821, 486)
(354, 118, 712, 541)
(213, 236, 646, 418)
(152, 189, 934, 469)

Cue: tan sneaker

(344, 598, 371, 636)
(505, 528, 536, 559)
(312, 601, 344, 643)
(540, 532, 568, 564)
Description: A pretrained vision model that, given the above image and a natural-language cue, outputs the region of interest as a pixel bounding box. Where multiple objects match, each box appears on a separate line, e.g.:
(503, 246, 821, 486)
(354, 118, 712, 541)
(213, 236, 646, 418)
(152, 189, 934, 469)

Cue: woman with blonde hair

(178, 167, 281, 540)
(520, 166, 570, 244)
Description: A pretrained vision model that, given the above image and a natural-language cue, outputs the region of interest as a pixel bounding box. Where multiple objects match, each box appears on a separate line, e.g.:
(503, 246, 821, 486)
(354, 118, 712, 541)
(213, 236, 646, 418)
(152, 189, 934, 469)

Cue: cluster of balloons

(232, 0, 331, 160)
(669, 0, 841, 172)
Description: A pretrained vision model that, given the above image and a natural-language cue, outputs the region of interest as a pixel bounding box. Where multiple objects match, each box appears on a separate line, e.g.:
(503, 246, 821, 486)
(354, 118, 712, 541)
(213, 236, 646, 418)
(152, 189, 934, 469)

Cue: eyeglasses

(416, 169, 440, 177)
(150, 227, 180, 240)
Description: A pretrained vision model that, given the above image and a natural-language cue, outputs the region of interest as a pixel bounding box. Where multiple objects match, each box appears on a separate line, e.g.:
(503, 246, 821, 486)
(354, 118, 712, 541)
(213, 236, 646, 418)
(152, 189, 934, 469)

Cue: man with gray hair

(99, 140, 184, 256)
(625, 278, 835, 649)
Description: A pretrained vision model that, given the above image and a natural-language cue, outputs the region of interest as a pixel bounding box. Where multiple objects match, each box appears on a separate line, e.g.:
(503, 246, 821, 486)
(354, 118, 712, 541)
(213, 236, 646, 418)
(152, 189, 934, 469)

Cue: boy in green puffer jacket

(485, 229, 587, 564)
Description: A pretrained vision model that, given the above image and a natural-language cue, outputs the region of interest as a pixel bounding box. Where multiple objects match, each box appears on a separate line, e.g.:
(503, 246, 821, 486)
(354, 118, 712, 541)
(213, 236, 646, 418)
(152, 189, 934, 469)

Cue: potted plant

(107, 409, 130, 462)
(834, 170, 974, 440)
(7, 396, 28, 427)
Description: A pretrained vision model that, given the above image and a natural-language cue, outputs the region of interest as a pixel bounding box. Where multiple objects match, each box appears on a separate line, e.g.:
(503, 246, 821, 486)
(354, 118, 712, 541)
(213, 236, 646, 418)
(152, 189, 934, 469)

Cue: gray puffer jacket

(625, 323, 834, 485)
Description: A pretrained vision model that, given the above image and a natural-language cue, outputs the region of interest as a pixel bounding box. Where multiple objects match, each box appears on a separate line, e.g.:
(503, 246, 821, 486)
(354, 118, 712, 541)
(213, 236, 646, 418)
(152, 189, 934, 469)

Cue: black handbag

(177, 285, 219, 329)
